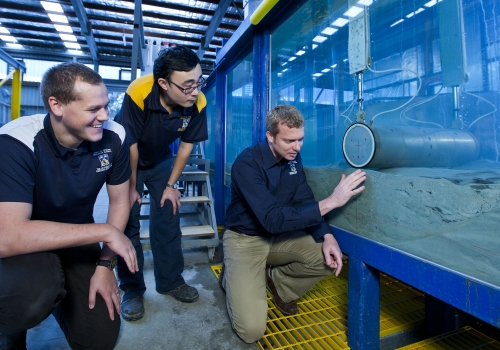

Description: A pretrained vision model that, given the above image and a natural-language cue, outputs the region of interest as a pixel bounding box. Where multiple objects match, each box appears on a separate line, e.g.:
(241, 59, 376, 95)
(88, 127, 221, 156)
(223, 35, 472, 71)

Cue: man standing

(0, 62, 138, 350)
(220, 105, 366, 343)
(115, 45, 208, 321)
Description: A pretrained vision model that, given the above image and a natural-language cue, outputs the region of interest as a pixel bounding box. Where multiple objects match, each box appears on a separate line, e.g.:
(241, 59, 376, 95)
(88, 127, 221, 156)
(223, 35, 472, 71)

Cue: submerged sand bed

(305, 161, 500, 287)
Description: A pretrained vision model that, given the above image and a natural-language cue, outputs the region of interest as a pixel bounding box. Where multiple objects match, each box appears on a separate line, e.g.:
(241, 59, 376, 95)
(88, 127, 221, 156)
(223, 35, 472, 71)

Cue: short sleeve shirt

(115, 74, 208, 169)
(0, 114, 131, 224)
(224, 140, 333, 242)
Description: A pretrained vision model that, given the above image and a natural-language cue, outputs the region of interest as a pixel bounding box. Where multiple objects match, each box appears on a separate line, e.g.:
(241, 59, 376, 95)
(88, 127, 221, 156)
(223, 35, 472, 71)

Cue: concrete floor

(24, 186, 256, 350)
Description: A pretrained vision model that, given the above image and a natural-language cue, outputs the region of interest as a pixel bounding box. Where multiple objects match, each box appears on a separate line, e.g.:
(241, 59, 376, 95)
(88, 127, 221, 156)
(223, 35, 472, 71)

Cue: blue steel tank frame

(334, 226, 500, 350)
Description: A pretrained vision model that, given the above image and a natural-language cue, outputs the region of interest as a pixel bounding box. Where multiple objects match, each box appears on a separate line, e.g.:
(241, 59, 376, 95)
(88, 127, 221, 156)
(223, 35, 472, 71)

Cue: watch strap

(96, 256, 117, 270)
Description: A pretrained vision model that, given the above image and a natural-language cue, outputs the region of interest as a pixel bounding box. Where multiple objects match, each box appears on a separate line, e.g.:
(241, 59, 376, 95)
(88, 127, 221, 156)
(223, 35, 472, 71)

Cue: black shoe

(163, 283, 199, 303)
(121, 296, 145, 321)
(0, 330, 27, 350)
(218, 263, 226, 294)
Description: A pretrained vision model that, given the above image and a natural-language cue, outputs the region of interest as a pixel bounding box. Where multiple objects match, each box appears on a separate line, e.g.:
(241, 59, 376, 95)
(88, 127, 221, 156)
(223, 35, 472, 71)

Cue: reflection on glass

(225, 53, 253, 189)
(204, 86, 216, 179)
(270, 0, 500, 286)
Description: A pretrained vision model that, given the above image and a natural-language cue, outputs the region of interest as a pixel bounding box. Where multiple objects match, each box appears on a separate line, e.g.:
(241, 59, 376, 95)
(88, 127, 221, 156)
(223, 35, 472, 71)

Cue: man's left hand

(322, 233, 343, 276)
(160, 186, 182, 215)
(89, 266, 121, 320)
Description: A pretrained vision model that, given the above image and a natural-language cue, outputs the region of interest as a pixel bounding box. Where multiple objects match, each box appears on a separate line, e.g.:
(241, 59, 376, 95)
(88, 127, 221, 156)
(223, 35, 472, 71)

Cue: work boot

(162, 283, 199, 303)
(121, 296, 145, 321)
(266, 267, 299, 316)
(0, 330, 27, 350)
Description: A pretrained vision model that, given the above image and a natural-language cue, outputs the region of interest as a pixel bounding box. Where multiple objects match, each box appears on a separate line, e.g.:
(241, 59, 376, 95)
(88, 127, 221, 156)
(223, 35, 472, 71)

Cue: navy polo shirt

(0, 114, 131, 224)
(115, 74, 208, 169)
(224, 140, 333, 242)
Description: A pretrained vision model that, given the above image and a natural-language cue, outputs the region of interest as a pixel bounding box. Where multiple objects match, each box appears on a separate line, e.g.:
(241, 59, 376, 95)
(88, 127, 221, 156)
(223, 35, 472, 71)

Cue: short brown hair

(266, 105, 304, 137)
(41, 62, 103, 113)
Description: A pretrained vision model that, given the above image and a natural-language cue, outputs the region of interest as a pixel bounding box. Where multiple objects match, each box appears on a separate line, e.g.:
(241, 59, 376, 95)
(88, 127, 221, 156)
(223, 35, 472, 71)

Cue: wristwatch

(96, 256, 117, 271)
(166, 183, 178, 189)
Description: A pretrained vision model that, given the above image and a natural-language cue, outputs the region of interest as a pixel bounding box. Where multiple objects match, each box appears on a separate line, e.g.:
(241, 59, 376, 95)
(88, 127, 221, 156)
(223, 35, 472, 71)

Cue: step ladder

(139, 155, 219, 262)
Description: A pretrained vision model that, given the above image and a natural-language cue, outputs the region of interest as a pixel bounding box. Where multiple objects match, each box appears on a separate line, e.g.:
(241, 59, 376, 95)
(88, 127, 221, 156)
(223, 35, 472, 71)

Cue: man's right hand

(130, 188, 142, 208)
(105, 226, 138, 274)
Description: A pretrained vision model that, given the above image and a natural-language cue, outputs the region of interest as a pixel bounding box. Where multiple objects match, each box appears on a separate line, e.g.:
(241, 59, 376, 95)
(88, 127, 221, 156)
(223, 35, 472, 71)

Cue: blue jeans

(117, 156, 185, 302)
(0, 245, 120, 350)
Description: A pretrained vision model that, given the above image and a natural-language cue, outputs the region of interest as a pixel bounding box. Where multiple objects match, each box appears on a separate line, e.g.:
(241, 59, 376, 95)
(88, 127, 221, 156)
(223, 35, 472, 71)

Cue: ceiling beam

(197, 0, 233, 59)
(0, 48, 27, 73)
(70, 0, 99, 63)
(131, 0, 144, 80)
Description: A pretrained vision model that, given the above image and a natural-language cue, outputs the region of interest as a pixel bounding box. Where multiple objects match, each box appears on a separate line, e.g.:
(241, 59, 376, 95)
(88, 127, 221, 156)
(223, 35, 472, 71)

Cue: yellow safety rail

(11, 68, 22, 120)
(250, 0, 280, 25)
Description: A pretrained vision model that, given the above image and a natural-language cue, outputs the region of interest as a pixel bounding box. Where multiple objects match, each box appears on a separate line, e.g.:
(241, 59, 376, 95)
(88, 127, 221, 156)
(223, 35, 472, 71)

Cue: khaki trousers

(221, 229, 336, 343)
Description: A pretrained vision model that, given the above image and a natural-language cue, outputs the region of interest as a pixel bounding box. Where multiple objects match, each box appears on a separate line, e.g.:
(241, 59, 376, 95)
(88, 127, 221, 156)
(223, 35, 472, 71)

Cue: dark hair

(153, 45, 200, 82)
(41, 62, 103, 112)
(266, 105, 305, 137)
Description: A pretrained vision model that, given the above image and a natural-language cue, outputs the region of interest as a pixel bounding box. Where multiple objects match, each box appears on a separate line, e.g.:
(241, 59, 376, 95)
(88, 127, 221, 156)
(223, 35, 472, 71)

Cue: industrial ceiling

(0, 0, 245, 76)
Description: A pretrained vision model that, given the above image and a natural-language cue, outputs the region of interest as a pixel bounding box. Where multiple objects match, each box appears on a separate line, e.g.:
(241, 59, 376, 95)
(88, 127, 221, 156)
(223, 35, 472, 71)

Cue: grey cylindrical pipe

(342, 124, 480, 168)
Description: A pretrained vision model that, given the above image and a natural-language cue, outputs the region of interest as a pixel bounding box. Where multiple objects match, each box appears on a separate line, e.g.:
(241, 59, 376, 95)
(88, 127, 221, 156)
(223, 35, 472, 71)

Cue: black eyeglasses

(167, 77, 206, 95)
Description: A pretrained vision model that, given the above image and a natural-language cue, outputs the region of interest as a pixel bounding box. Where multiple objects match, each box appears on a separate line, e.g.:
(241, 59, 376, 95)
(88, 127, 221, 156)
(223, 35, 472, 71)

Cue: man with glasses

(115, 45, 208, 321)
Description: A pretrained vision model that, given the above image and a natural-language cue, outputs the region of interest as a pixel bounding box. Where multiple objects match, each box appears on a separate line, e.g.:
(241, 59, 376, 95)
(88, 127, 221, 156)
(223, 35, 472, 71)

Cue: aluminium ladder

(139, 150, 219, 261)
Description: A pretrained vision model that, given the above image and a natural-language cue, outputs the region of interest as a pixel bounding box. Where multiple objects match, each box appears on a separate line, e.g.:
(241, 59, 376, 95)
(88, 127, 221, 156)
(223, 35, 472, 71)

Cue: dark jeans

(0, 244, 120, 350)
(117, 156, 185, 302)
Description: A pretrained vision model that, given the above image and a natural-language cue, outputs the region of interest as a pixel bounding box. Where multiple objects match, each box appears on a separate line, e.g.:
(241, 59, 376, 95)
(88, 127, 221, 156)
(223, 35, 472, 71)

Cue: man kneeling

(219, 105, 366, 343)
(0, 62, 138, 350)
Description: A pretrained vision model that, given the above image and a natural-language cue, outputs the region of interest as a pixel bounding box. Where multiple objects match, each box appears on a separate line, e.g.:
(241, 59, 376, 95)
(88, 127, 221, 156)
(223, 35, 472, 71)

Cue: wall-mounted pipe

(342, 123, 480, 168)
(250, 0, 279, 25)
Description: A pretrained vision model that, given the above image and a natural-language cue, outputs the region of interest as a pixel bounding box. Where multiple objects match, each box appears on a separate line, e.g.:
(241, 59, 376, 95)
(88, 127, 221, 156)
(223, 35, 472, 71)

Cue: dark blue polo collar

(42, 114, 90, 157)
(259, 139, 287, 169)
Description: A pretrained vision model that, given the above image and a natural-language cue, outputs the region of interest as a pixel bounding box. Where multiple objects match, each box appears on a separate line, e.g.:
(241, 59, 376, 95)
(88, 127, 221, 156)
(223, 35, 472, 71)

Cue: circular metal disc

(342, 123, 375, 168)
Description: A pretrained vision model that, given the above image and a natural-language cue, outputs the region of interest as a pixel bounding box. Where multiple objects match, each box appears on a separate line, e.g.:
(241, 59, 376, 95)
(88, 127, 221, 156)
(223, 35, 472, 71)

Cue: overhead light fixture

(424, 0, 441, 7)
(282, 62, 288, 66)
(313, 73, 322, 77)
(288, 56, 296, 61)
(344, 6, 363, 18)
(54, 24, 72, 33)
(59, 33, 77, 41)
(68, 49, 83, 55)
(64, 42, 80, 49)
(332, 18, 349, 28)
(357, 0, 373, 5)
(0, 27, 10, 34)
(6, 43, 23, 49)
(312, 44, 318, 49)
(406, 8, 424, 18)
(0, 35, 17, 42)
(331, 64, 338, 68)
(282, 68, 288, 72)
(313, 35, 327, 43)
(41, 1, 64, 12)
(390, 19, 404, 27)
(48, 14, 68, 23)
(296, 50, 306, 56)
(322, 27, 338, 35)
(321, 68, 331, 73)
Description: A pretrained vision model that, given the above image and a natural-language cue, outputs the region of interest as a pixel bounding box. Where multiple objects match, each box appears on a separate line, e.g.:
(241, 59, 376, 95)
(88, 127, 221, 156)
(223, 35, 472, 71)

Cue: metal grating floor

(396, 326, 500, 349)
(211, 261, 425, 349)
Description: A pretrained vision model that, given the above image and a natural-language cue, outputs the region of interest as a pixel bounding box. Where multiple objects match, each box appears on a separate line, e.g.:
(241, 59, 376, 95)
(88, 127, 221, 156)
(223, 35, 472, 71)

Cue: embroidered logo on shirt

(288, 160, 297, 175)
(178, 116, 191, 131)
(94, 149, 113, 173)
